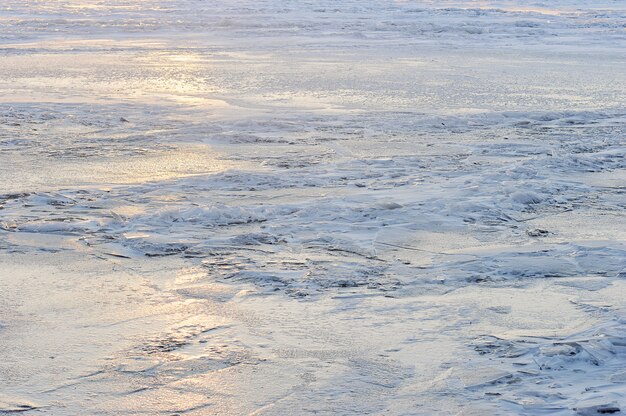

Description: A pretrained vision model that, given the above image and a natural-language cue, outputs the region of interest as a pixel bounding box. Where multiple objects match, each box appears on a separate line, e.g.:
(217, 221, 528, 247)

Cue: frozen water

(1, 0, 625, 414)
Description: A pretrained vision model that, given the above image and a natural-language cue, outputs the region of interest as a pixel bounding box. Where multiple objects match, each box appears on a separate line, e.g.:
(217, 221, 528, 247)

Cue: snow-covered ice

(0, 1, 625, 414)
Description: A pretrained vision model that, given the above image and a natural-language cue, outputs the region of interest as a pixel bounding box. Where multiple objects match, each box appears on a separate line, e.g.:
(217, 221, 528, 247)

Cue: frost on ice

(0, 0, 625, 415)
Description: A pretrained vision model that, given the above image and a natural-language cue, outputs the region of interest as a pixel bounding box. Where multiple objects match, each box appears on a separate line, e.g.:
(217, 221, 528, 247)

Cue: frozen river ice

(1, 1, 625, 414)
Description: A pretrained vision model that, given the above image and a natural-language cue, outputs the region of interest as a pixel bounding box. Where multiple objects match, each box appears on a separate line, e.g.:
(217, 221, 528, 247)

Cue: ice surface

(1, 0, 625, 414)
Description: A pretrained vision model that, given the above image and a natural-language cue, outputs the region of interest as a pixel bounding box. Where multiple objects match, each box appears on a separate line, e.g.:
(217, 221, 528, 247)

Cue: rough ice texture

(0, 0, 625, 415)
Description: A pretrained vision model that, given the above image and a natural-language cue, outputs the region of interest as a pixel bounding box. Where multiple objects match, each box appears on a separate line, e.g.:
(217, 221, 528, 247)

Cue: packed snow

(0, 1, 625, 414)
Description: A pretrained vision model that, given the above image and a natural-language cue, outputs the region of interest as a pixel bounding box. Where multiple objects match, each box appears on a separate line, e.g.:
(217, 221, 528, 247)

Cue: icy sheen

(0, 1, 625, 415)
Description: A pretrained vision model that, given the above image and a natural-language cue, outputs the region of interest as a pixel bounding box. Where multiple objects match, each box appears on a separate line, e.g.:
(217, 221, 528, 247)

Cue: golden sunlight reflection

(0, 144, 238, 194)
(0, 49, 225, 108)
